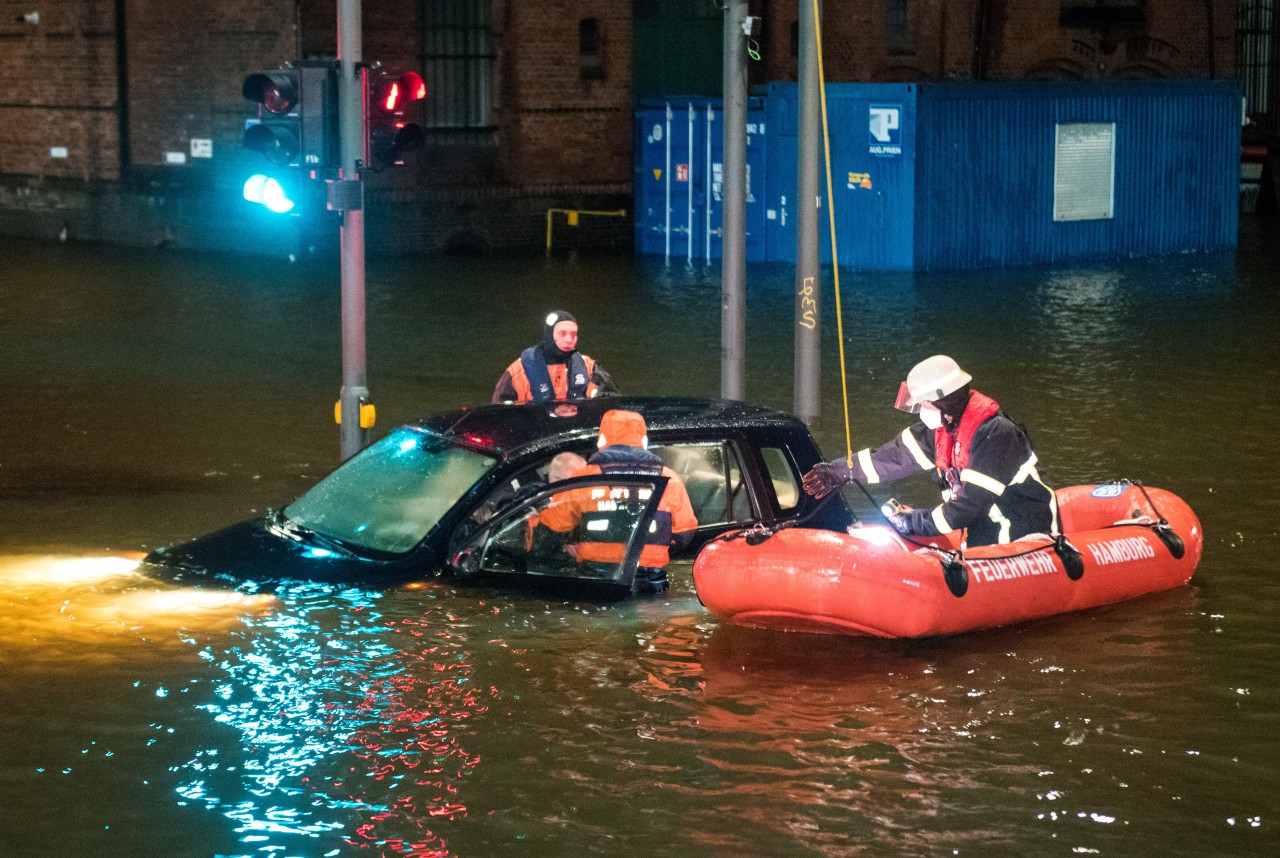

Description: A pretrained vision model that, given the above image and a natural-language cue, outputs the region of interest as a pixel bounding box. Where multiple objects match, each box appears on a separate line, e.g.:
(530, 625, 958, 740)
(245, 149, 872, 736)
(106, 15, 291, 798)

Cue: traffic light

(242, 66, 336, 169)
(242, 173, 298, 214)
(366, 69, 426, 169)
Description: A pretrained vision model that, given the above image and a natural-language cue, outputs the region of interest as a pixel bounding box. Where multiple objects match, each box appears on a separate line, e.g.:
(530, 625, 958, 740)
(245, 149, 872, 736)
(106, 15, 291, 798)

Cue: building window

(885, 0, 916, 56)
(1238, 1, 1273, 121)
(422, 0, 495, 138)
(580, 17, 605, 80)
(1054, 123, 1115, 222)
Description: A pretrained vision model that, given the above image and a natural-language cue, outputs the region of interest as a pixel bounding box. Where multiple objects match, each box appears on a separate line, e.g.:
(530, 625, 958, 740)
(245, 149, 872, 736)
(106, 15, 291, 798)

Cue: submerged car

(144, 396, 852, 591)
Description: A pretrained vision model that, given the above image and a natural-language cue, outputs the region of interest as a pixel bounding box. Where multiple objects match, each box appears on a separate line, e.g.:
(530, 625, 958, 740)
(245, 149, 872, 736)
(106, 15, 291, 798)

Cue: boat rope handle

(809, 0, 855, 468)
(1110, 479, 1186, 558)
(1129, 479, 1170, 525)
(849, 478, 1085, 566)
(713, 490, 844, 545)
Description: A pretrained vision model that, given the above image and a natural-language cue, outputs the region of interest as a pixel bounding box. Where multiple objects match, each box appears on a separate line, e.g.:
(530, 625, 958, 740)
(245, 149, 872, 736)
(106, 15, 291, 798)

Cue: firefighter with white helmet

(802, 355, 1056, 547)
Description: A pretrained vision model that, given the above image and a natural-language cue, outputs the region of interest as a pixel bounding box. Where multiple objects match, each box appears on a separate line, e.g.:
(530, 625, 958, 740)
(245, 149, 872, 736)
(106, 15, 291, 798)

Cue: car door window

(653, 442, 753, 526)
(450, 474, 667, 589)
(760, 446, 800, 510)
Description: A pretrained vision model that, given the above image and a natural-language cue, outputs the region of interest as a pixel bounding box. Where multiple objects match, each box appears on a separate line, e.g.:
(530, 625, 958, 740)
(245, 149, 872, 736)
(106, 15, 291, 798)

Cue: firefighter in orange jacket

(539, 409, 698, 591)
(492, 311, 618, 404)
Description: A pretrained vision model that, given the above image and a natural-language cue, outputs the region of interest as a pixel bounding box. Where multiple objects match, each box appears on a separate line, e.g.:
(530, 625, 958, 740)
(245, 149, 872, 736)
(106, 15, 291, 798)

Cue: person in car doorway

(802, 355, 1057, 548)
(492, 310, 618, 404)
(539, 409, 698, 591)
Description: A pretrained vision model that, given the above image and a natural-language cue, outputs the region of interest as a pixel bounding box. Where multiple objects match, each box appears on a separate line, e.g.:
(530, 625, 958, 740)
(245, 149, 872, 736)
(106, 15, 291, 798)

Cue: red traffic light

(365, 69, 427, 169)
(243, 72, 299, 115)
(373, 71, 426, 114)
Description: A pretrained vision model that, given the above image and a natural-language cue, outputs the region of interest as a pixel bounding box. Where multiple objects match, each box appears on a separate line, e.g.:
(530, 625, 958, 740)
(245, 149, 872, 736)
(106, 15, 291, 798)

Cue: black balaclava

(935, 385, 972, 429)
(540, 310, 577, 364)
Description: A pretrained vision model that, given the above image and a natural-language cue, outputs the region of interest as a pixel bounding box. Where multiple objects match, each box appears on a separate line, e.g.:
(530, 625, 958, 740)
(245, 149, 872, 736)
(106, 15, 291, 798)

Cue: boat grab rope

(1101, 479, 1187, 559)
(711, 489, 844, 545)
(847, 479, 1086, 579)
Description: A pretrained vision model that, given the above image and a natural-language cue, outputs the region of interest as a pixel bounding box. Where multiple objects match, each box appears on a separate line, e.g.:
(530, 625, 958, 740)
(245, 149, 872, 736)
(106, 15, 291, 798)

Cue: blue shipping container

(635, 80, 1240, 271)
(633, 97, 768, 263)
(912, 80, 1240, 270)
(765, 81, 917, 270)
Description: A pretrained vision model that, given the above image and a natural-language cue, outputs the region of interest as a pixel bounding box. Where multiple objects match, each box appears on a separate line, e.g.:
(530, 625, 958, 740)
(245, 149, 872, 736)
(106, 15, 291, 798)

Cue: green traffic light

(243, 174, 296, 214)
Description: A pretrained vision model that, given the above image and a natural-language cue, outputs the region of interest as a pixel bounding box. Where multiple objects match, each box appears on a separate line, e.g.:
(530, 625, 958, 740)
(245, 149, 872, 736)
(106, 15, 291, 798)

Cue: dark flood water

(2, 220, 1278, 857)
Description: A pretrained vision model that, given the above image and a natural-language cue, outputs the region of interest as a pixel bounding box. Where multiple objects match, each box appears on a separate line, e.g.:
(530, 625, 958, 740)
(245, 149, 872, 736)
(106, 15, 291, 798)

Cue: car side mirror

(449, 545, 480, 575)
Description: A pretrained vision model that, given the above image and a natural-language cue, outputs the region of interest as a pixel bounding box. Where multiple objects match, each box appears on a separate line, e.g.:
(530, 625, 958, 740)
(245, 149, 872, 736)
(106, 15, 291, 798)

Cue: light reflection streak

(0, 554, 277, 654)
(178, 585, 492, 856)
(0, 553, 143, 587)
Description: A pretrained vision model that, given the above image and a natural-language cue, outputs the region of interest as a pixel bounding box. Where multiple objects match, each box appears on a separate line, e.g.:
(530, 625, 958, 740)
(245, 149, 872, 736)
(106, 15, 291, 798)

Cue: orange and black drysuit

(492, 345, 614, 404)
(824, 391, 1056, 546)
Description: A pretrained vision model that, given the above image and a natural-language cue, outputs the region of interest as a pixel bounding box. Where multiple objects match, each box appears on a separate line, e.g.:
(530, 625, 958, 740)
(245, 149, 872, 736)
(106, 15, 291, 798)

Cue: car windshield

(283, 428, 498, 554)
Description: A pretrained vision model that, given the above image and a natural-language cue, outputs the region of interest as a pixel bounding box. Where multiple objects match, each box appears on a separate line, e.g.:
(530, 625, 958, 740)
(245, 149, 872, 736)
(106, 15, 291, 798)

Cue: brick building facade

(0, 1, 1248, 256)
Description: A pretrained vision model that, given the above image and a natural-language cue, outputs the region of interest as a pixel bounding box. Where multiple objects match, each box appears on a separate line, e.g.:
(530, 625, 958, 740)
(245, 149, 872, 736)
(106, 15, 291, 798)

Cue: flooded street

(2, 221, 1278, 857)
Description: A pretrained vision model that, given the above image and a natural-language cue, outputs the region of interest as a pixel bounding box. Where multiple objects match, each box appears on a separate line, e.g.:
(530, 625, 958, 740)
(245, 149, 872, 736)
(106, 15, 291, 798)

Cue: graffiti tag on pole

(798, 276, 817, 330)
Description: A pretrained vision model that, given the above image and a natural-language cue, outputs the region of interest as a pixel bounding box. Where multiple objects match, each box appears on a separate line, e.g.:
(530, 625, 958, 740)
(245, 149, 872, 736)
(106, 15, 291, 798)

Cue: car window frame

(448, 472, 670, 591)
(649, 438, 758, 529)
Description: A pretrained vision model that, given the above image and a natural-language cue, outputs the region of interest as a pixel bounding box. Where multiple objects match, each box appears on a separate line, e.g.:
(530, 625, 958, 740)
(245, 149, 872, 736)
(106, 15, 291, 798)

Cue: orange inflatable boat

(693, 483, 1202, 638)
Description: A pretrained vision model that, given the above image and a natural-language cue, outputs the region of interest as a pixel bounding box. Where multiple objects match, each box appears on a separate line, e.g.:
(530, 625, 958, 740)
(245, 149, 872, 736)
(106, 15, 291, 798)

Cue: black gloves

(801, 462, 849, 500)
(888, 508, 932, 537)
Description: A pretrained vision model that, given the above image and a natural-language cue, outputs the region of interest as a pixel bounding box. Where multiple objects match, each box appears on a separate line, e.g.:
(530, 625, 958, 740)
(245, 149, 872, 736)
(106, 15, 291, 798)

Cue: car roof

(416, 396, 807, 459)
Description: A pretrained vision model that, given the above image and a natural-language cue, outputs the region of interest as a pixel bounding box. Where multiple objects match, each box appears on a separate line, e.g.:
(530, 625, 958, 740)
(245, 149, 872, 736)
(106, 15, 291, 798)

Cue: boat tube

(692, 483, 1202, 638)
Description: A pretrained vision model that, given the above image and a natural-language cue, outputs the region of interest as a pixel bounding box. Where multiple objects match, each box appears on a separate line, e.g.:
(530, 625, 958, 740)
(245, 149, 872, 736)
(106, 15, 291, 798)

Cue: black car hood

(143, 517, 430, 589)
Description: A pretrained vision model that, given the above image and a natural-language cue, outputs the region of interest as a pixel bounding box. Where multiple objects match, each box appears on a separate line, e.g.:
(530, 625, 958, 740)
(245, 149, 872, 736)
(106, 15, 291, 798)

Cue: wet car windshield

(283, 428, 498, 554)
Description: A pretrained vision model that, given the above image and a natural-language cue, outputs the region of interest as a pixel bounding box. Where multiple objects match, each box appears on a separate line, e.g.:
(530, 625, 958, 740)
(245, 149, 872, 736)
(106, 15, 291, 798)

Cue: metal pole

(794, 0, 821, 425)
(705, 105, 713, 264)
(664, 103, 672, 261)
(687, 103, 694, 263)
(337, 0, 369, 461)
(721, 0, 748, 401)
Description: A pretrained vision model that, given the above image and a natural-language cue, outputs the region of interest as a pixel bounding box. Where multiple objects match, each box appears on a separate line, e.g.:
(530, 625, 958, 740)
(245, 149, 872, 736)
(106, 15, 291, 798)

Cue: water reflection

(618, 590, 1213, 855)
(0, 554, 274, 658)
(177, 583, 489, 856)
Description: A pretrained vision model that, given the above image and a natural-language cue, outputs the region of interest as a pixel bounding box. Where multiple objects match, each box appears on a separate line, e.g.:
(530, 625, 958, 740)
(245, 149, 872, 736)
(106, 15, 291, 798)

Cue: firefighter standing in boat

(492, 310, 618, 404)
(802, 355, 1056, 547)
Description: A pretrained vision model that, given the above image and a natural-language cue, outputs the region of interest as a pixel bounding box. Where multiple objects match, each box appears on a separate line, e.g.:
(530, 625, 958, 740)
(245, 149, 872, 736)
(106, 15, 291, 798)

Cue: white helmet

(894, 355, 972, 413)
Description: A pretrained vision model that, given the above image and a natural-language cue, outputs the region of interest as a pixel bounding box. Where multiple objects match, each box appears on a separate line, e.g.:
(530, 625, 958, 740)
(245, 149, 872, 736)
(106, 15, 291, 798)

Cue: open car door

(447, 473, 670, 592)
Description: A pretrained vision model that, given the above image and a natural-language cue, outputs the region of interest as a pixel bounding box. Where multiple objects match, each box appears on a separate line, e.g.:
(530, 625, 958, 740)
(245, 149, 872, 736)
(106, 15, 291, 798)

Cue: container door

(634, 99, 710, 261)
(829, 86, 916, 270)
(705, 97, 768, 262)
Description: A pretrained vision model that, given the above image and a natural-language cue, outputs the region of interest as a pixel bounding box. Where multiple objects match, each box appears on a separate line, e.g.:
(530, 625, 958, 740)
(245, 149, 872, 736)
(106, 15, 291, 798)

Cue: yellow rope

(810, 0, 854, 467)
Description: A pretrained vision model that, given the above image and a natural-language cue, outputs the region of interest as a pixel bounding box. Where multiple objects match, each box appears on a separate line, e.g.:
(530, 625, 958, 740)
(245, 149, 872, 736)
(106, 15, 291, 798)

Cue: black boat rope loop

(851, 480, 1085, 586)
(1103, 479, 1187, 559)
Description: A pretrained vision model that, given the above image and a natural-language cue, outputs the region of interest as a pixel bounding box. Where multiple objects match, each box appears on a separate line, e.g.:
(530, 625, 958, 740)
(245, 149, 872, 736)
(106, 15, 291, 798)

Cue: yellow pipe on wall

(545, 208, 628, 253)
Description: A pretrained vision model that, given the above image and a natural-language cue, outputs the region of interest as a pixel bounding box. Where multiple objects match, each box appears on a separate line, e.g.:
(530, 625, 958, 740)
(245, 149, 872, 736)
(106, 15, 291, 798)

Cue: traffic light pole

(794, 0, 821, 426)
(336, 0, 369, 461)
(721, 1, 748, 402)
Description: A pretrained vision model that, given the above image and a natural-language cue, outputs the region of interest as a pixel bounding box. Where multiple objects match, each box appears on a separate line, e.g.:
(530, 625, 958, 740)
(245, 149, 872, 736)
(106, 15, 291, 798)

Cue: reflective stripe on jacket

(835, 390, 1056, 546)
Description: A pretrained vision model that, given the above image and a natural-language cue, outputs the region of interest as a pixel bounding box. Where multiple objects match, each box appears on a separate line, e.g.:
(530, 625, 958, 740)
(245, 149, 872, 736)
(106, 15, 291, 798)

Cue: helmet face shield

(894, 381, 922, 413)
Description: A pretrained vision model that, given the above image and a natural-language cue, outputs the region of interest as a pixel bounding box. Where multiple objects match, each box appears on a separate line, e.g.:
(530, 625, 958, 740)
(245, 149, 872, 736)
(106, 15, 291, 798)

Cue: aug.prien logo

(869, 105, 902, 157)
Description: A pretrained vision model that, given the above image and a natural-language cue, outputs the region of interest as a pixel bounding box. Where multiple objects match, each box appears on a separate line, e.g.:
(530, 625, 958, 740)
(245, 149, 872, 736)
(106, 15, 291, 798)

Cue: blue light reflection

(177, 583, 492, 855)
